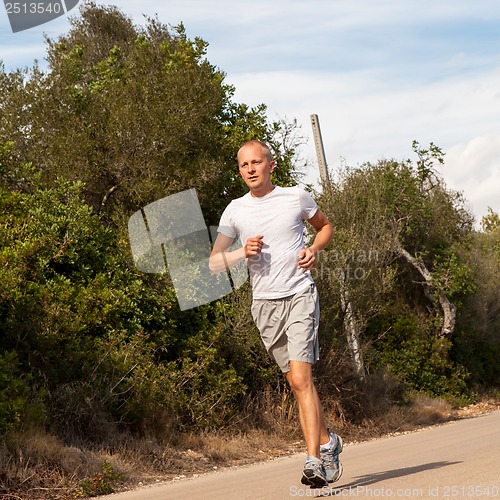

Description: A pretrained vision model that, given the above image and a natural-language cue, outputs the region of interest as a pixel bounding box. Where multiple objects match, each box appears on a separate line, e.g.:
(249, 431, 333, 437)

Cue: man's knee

(286, 362, 314, 393)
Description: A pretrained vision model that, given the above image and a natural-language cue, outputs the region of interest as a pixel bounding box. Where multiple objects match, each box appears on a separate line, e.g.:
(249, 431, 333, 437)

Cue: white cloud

(227, 65, 500, 221)
(115, 0, 500, 30)
(445, 135, 500, 220)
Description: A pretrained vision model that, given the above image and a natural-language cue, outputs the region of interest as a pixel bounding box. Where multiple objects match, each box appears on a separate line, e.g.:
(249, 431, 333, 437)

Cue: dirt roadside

(102, 402, 500, 500)
(109, 399, 500, 494)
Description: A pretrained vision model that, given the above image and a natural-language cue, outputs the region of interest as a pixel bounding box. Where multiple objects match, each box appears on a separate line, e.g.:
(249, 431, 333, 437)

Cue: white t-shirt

(218, 186, 318, 299)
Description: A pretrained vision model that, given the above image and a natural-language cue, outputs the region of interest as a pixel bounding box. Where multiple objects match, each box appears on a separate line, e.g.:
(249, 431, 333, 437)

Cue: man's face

(238, 143, 275, 196)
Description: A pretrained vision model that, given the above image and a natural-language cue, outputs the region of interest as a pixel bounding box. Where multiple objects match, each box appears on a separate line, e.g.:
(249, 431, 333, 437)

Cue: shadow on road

(319, 461, 462, 497)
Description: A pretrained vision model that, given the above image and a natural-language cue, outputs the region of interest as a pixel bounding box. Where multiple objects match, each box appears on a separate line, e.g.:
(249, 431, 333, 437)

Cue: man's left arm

(297, 209, 333, 270)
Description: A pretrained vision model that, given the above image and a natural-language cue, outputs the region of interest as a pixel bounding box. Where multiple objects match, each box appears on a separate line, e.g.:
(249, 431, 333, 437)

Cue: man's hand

(245, 235, 264, 257)
(298, 247, 318, 270)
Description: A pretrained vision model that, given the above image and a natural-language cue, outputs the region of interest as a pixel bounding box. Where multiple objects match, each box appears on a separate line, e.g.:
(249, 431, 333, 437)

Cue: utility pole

(310, 114, 330, 188)
(310, 114, 366, 382)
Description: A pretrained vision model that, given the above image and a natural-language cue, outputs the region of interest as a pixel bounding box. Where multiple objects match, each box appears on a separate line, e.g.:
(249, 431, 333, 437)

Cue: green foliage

(412, 140, 444, 183)
(317, 143, 477, 397)
(78, 461, 125, 497)
(370, 311, 469, 399)
(453, 224, 500, 388)
(481, 207, 500, 233)
(0, 176, 256, 438)
(0, 2, 300, 230)
(0, 1, 306, 440)
(0, 181, 143, 434)
(430, 251, 476, 304)
(0, 352, 41, 433)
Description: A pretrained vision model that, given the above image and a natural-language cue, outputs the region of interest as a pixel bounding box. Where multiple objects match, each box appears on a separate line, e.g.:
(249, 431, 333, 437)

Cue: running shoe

(301, 457, 328, 488)
(320, 431, 343, 483)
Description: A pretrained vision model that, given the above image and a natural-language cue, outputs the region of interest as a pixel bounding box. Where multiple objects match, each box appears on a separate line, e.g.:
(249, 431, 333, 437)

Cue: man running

(209, 140, 343, 488)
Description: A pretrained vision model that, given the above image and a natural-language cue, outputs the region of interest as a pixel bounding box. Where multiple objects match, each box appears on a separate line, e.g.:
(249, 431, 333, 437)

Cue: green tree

(0, 177, 252, 438)
(454, 208, 500, 388)
(480, 207, 500, 234)
(0, 3, 309, 440)
(316, 142, 475, 397)
(0, 2, 300, 232)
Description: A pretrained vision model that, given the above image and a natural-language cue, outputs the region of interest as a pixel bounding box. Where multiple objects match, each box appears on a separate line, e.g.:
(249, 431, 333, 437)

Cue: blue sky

(1, 0, 499, 224)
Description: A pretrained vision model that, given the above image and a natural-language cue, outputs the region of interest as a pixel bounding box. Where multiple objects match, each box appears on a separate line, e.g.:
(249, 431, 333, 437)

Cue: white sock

(320, 433, 336, 450)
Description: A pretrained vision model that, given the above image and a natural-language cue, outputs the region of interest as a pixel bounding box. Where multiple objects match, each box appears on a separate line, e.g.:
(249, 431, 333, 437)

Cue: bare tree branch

(396, 243, 457, 337)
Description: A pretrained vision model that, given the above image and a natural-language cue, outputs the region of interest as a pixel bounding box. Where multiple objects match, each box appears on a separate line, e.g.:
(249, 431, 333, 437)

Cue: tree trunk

(396, 243, 457, 338)
(340, 286, 366, 382)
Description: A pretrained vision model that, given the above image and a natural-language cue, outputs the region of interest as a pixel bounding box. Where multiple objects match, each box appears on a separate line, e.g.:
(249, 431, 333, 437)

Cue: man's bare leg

(285, 360, 330, 457)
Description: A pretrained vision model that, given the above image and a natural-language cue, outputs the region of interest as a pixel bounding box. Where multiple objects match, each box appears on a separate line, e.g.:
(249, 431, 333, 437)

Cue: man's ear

(270, 160, 276, 173)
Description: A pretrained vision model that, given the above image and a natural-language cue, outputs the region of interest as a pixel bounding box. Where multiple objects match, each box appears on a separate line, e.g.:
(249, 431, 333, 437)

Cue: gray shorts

(251, 284, 320, 373)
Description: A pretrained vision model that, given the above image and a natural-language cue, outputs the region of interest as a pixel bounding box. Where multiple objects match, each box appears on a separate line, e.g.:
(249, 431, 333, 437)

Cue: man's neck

(250, 184, 276, 198)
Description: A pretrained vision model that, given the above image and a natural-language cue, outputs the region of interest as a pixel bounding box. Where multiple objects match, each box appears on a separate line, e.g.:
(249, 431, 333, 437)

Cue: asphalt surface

(101, 410, 500, 499)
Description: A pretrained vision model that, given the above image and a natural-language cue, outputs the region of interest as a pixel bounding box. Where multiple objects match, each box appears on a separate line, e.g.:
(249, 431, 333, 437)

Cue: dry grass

(1, 394, 498, 499)
(0, 430, 102, 499)
(409, 395, 453, 424)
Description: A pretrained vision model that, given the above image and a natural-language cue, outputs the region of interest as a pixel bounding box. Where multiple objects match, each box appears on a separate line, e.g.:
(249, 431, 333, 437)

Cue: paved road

(102, 410, 500, 499)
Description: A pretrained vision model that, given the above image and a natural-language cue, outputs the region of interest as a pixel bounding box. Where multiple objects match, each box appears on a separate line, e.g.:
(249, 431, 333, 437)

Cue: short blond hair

(237, 140, 273, 162)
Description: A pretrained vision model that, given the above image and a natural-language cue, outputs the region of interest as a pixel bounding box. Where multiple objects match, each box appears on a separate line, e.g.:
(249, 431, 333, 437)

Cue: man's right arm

(209, 233, 245, 273)
(209, 233, 264, 273)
